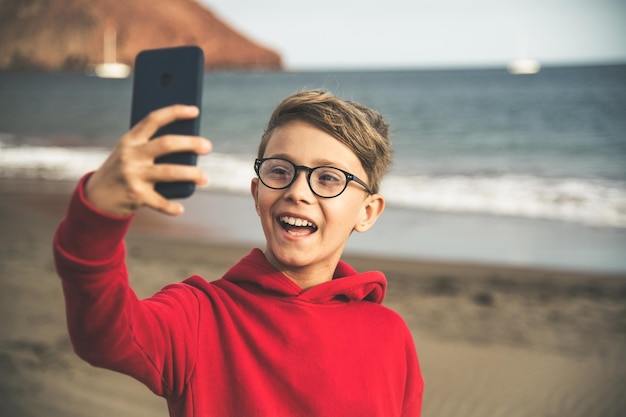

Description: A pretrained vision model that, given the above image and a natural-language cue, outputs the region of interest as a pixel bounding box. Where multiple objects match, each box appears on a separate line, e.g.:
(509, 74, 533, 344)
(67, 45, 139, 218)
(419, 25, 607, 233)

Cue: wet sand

(1, 179, 625, 416)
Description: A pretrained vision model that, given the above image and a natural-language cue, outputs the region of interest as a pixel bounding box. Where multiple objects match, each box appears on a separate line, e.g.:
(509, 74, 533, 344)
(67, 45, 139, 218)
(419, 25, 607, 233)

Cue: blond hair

(257, 90, 392, 194)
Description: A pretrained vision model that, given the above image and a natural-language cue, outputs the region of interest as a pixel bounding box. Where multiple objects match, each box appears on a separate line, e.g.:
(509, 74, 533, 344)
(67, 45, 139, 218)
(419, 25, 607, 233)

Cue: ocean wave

(382, 175, 626, 228)
(0, 140, 111, 181)
(1, 141, 625, 228)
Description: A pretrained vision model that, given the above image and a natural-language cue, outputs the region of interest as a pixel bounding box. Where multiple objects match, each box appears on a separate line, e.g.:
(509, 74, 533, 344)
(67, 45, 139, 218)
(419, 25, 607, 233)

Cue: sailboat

(94, 28, 131, 79)
(507, 57, 541, 75)
(507, 35, 541, 75)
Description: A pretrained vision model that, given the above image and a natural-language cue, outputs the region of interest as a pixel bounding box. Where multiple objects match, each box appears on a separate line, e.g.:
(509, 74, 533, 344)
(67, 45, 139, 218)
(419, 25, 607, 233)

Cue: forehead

(263, 120, 363, 172)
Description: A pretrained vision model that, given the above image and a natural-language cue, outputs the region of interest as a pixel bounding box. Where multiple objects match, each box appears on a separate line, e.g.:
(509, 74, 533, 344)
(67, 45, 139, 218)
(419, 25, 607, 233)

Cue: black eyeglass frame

(254, 157, 374, 198)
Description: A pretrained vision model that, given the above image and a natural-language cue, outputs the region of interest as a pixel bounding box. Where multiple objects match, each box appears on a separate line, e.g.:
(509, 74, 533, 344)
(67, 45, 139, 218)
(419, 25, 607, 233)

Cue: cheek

(255, 190, 277, 218)
(256, 196, 270, 216)
(323, 200, 362, 231)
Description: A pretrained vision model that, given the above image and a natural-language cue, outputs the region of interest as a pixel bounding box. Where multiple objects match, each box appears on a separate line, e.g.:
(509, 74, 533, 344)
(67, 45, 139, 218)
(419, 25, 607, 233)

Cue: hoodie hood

(220, 249, 386, 304)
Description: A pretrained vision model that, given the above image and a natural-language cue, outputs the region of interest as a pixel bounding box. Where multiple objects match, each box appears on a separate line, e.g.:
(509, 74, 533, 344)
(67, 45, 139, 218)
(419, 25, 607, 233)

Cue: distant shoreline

(1, 61, 625, 75)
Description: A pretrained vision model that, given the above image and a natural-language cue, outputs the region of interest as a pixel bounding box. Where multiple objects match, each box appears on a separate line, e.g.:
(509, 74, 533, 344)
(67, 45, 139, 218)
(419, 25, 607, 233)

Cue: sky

(201, 0, 626, 70)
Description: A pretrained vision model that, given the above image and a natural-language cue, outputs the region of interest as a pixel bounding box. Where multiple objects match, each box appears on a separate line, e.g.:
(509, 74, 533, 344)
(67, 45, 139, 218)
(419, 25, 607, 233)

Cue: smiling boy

(53, 90, 423, 416)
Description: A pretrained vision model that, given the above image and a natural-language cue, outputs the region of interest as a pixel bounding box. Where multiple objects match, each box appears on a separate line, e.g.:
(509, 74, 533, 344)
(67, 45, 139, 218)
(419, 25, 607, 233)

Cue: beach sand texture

(1, 180, 625, 417)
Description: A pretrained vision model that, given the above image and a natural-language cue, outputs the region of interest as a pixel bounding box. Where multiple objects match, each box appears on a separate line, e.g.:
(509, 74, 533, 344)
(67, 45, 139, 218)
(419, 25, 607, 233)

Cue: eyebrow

(268, 154, 349, 170)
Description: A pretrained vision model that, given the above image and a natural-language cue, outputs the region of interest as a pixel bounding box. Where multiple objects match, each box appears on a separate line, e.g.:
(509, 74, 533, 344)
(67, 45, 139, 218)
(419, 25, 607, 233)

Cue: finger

(142, 191, 186, 216)
(147, 164, 209, 187)
(143, 135, 212, 159)
(127, 105, 200, 145)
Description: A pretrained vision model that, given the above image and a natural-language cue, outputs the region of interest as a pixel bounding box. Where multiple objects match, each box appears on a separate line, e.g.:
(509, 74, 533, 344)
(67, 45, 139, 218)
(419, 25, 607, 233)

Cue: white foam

(382, 174, 626, 228)
(2, 141, 625, 228)
(0, 141, 110, 180)
(198, 153, 255, 193)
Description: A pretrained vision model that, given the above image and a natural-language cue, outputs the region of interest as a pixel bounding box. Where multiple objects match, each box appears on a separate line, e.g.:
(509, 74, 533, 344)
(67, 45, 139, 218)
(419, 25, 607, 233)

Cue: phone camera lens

(160, 73, 173, 87)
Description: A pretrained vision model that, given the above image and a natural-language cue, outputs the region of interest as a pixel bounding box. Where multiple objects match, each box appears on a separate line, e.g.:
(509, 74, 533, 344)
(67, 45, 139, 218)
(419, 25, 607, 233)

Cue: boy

(53, 90, 423, 416)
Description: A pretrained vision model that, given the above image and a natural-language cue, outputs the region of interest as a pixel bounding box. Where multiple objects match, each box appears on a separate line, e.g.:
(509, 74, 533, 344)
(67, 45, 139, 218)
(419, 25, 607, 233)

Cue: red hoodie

(53, 176, 423, 416)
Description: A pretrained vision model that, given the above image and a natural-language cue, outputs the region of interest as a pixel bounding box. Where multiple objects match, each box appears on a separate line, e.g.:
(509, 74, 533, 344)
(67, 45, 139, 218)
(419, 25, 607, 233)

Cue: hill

(0, 0, 283, 72)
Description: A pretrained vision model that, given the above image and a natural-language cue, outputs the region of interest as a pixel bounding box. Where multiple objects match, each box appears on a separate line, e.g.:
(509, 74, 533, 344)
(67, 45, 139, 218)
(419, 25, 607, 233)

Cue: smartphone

(130, 45, 205, 199)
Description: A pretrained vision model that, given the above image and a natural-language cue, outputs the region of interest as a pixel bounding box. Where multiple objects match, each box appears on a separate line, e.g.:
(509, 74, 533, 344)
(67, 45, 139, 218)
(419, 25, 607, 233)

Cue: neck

(263, 251, 339, 290)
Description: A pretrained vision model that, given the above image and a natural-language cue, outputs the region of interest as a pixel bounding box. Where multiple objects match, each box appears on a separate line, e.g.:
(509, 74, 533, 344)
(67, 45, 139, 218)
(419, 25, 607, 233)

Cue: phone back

(130, 45, 204, 198)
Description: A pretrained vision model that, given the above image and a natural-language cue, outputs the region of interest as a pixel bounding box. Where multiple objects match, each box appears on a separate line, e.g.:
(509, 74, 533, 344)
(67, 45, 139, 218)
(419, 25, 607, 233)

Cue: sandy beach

(1, 178, 625, 417)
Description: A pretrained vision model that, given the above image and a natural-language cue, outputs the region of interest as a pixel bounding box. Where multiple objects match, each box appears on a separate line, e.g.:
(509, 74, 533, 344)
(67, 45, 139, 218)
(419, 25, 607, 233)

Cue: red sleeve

(53, 174, 200, 398)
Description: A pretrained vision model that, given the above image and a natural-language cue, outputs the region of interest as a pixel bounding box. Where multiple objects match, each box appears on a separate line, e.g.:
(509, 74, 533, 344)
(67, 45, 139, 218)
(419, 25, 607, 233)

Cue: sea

(1, 65, 625, 273)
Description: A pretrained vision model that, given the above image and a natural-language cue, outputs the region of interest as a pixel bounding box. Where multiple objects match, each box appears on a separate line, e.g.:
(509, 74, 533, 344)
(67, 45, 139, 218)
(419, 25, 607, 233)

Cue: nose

(284, 169, 315, 202)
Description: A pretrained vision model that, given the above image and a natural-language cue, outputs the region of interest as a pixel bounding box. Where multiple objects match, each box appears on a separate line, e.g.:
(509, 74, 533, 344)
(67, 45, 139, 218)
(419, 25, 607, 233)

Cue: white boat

(507, 58, 541, 75)
(93, 28, 131, 79)
(507, 34, 540, 75)
(94, 62, 131, 79)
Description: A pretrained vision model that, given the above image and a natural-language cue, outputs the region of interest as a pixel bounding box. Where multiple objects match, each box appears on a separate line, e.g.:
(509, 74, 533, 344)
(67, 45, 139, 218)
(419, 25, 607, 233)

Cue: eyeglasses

(254, 158, 374, 198)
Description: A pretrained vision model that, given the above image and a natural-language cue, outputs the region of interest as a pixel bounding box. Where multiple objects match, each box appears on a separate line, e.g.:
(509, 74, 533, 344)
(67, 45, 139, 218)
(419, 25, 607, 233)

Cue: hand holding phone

(85, 105, 211, 217)
(130, 46, 205, 199)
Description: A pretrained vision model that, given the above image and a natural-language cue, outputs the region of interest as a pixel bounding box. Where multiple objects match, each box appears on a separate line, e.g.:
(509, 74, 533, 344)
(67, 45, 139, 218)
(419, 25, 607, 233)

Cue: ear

(251, 178, 261, 215)
(354, 194, 385, 233)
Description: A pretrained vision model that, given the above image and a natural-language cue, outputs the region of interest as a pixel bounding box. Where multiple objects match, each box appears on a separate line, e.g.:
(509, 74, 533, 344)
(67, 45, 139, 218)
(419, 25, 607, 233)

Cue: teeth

(280, 216, 315, 228)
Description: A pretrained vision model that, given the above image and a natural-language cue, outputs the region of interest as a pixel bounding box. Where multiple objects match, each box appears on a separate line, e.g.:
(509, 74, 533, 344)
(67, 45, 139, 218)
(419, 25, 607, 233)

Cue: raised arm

(53, 105, 212, 397)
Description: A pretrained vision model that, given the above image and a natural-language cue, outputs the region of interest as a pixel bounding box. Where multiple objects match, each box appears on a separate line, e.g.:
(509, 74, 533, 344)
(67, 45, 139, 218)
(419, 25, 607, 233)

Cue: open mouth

(278, 215, 318, 236)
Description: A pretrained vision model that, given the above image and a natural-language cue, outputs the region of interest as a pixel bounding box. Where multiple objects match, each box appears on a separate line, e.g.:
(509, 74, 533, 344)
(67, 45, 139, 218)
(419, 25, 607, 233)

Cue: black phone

(130, 45, 205, 199)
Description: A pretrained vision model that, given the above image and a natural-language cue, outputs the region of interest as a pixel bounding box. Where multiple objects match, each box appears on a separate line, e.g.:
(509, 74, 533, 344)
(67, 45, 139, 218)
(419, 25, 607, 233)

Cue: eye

(263, 160, 294, 180)
(315, 168, 344, 185)
(269, 166, 289, 176)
